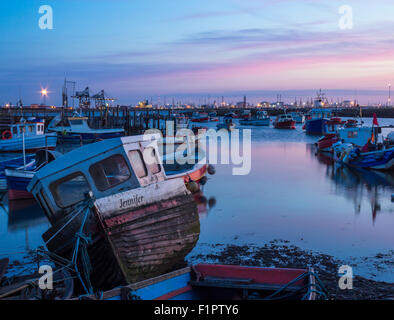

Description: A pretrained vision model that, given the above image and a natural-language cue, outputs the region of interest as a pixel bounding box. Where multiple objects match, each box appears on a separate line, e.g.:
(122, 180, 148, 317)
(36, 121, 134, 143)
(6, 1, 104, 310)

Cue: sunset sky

(1, 0, 394, 105)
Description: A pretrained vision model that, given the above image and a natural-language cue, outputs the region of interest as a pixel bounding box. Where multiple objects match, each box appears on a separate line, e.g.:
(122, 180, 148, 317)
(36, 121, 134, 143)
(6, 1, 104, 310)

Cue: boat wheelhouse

(274, 114, 295, 129)
(27, 135, 199, 290)
(304, 109, 333, 135)
(0, 120, 57, 153)
(48, 116, 124, 143)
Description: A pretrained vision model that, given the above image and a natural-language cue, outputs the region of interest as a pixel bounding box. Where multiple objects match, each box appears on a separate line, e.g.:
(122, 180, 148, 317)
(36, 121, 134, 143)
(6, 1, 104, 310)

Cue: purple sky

(1, 0, 394, 105)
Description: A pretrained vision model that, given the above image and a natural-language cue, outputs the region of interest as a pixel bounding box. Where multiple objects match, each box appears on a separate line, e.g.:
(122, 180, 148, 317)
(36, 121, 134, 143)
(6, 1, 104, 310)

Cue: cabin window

(28, 125, 34, 133)
(348, 131, 358, 138)
(89, 154, 131, 191)
(20, 126, 26, 134)
(144, 147, 161, 174)
(50, 172, 91, 208)
(128, 150, 147, 178)
(12, 127, 17, 134)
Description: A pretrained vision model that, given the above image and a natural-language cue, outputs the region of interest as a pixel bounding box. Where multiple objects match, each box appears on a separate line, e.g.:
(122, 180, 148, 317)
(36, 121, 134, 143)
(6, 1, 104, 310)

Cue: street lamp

(40, 87, 49, 105)
(388, 84, 391, 107)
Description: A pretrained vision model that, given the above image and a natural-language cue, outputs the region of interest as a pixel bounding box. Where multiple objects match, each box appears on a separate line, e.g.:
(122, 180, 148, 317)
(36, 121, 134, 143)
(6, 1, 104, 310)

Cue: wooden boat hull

(42, 179, 200, 291)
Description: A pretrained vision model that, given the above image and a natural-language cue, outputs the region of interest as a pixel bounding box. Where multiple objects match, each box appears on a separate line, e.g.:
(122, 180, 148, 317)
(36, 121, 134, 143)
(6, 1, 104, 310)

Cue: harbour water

(0, 117, 393, 283)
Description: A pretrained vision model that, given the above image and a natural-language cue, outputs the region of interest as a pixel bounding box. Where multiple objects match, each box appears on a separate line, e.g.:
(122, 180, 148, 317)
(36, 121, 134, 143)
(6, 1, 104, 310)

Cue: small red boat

(191, 113, 209, 123)
(317, 134, 340, 152)
(85, 264, 324, 300)
(274, 114, 296, 129)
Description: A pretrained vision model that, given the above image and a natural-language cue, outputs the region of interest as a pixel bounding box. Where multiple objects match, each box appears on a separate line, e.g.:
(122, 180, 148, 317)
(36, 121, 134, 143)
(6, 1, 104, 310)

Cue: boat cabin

(2, 121, 45, 140)
(338, 126, 381, 146)
(277, 114, 293, 121)
(27, 135, 165, 224)
(309, 108, 332, 119)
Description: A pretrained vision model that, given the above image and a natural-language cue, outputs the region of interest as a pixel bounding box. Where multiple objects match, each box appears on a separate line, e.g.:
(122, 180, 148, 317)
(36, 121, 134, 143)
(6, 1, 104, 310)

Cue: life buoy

(2, 130, 12, 140)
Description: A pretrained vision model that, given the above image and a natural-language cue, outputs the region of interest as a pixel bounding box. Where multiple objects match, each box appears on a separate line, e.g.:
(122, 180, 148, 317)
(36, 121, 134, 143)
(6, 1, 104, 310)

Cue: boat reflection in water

(193, 191, 216, 219)
(311, 144, 394, 223)
(5, 199, 48, 251)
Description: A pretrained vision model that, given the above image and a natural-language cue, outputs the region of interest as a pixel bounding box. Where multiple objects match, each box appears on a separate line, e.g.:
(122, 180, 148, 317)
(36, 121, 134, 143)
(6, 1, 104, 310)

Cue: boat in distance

(0, 120, 57, 153)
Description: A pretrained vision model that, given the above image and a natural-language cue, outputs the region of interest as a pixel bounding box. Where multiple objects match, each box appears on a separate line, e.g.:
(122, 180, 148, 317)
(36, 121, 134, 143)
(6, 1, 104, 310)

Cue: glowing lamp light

(41, 89, 48, 96)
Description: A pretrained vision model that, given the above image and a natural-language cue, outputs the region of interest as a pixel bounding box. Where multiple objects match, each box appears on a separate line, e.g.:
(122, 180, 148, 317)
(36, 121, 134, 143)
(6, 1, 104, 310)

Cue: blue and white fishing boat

(239, 111, 270, 126)
(5, 150, 61, 200)
(304, 108, 333, 135)
(0, 119, 57, 153)
(290, 112, 305, 124)
(335, 146, 394, 171)
(0, 155, 35, 192)
(47, 115, 124, 143)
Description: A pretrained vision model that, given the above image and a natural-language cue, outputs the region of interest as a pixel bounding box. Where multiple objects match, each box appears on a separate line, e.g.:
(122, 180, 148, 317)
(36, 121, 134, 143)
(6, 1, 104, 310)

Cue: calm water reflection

(0, 118, 393, 282)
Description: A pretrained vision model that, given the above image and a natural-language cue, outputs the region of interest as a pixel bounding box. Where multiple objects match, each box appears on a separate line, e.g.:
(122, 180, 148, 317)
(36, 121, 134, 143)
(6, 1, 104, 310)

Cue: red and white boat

(191, 112, 209, 123)
(274, 114, 296, 129)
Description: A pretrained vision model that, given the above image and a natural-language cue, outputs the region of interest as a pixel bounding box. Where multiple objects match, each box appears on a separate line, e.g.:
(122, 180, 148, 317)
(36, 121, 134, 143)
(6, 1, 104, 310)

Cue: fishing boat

(273, 114, 295, 129)
(318, 126, 381, 153)
(209, 112, 219, 122)
(0, 155, 36, 192)
(290, 112, 305, 124)
(239, 111, 270, 126)
(173, 115, 190, 129)
(304, 109, 333, 135)
(47, 115, 124, 143)
(27, 135, 200, 291)
(334, 145, 394, 171)
(216, 115, 235, 131)
(191, 112, 209, 123)
(0, 120, 57, 153)
(80, 264, 322, 300)
(5, 150, 61, 200)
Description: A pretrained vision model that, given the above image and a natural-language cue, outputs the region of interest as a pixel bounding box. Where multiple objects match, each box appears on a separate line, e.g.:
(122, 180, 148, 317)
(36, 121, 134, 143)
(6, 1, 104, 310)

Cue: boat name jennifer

(119, 195, 144, 209)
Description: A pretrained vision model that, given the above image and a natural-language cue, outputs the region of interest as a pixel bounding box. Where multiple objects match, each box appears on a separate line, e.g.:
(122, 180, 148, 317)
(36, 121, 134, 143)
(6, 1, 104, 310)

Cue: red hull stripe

(104, 198, 183, 230)
(154, 285, 192, 300)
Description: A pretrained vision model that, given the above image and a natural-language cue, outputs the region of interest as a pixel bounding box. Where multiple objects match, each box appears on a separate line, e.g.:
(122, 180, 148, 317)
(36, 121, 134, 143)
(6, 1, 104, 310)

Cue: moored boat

(5, 150, 62, 200)
(304, 109, 332, 135)
(273, 114, 295, 129)
(191, 112, 209, 123)
(0, 155, 35, 192)
(216, 115, 236, 131)
(334, 146, 394, 171)
(80, 264, 323, 300)
(290, 112, 305, 124)
(27, 135, 200, 291)
(0, 120, 57, 153)
(48, 115, 124, 143)
(239, 111, 270, 126)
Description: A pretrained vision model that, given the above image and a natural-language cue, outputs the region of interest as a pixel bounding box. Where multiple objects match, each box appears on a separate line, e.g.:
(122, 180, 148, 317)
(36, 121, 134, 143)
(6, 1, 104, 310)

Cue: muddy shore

(188, 240, 394, 300)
